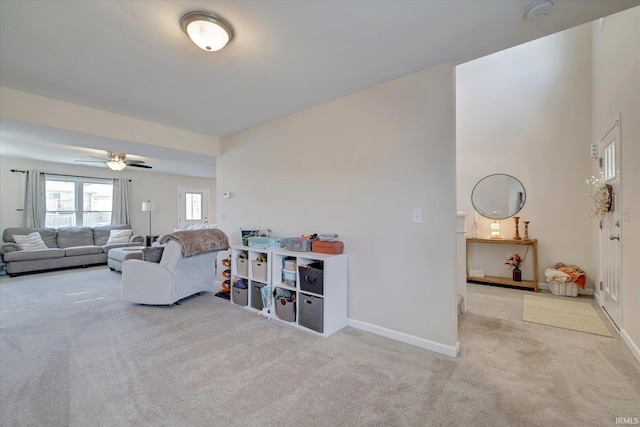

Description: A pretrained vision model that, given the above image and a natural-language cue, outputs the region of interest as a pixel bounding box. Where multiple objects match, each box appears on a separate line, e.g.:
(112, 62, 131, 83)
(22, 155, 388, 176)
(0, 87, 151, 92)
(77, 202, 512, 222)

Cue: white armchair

(121, 240, 219, 305)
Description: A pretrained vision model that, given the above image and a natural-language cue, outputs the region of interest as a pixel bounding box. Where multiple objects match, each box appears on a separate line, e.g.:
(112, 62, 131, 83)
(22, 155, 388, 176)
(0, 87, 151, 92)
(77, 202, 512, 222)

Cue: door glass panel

(186, 192, 202, 221)
(604, 141, 616, 180)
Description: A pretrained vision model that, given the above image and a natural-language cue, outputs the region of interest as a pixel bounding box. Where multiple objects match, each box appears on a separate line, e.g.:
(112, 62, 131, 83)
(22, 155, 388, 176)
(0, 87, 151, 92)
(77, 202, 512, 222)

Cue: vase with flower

(505, 253, 523, 282)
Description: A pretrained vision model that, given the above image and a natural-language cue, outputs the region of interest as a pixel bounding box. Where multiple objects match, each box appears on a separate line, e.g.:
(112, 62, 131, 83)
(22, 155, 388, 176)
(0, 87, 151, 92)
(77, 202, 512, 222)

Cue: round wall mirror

(471, 174, 526, 219)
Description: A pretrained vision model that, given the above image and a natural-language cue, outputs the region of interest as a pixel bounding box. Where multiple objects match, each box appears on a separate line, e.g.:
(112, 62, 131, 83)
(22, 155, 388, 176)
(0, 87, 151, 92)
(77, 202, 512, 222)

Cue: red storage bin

(312, 241, 344, 254)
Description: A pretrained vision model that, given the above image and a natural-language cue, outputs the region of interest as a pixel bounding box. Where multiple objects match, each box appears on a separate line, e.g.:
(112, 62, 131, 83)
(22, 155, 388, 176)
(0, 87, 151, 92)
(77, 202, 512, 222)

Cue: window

(185, 192, 202, 220)
(45, 177, 113, 228)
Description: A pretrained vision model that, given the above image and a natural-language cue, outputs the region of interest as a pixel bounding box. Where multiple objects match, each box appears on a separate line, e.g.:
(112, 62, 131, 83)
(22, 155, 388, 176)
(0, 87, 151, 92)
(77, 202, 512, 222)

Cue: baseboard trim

(621, 329, 640, 365)
(348, 318, 460, 358)
(593, 291, 603, 305)
(538, 282, 593, 296)
(592, 295, 638, 364)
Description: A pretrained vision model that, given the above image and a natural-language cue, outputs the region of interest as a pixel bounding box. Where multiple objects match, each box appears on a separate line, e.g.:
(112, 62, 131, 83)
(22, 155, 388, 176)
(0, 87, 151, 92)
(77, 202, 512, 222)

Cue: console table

(466, 238, 539, 292)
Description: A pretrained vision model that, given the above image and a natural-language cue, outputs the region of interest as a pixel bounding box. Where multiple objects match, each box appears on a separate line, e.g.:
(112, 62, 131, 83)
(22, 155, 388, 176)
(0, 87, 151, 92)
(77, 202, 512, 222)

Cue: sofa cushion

(64, 246, 104, 257)
(93, 225, 132, 246)
(56, 227, 94, 248)
(3, 227, 57, 248)
(106, 229, 133, 245)
(3, 248, 65, 262)
(13, 232, 48, 250)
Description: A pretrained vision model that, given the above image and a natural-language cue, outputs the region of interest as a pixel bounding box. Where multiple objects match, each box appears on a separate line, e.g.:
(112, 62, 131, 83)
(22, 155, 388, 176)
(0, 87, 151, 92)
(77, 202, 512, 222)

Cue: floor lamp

(141, 201, 155, 246)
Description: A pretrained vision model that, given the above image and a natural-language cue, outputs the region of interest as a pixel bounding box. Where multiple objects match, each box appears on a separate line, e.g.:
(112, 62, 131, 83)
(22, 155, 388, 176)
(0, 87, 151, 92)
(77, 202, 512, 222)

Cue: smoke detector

(526, 0, 554, 20)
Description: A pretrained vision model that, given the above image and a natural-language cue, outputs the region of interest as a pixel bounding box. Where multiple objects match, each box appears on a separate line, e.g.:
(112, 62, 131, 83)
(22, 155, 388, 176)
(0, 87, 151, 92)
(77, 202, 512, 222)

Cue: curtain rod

(10, 169, 132, 182)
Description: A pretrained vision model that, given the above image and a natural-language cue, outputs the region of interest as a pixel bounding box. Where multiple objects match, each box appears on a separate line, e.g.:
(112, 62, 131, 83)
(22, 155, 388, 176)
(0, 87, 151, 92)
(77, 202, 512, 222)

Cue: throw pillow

(13, 232, 48, 250)
(141, 246, 164, 263)
(106, 229, 133, 245)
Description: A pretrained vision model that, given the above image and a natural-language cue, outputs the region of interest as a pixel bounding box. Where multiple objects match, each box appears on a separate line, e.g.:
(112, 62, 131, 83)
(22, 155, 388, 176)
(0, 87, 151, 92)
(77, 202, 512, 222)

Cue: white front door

(178, 186, 209, 230)
(599, 118, 622, 329)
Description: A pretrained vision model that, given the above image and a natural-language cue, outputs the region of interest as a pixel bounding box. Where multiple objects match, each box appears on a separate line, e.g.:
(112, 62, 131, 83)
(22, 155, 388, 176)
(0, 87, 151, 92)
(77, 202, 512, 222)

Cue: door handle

(609, 235, 620, 241)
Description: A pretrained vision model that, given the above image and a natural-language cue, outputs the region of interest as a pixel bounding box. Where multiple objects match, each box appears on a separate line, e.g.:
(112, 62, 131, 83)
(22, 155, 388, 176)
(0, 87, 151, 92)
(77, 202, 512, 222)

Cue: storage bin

(251, 260, 268, 282)
(312, 241, 344, 254)
(299, 262, 324, 295)
(251, 282, 265, 310)
(283, 238, 314, 252)
(548, 281, 578, 297)
(299, 293, 324, 333)
(232, 287, 248, 306)
(283, 269, 297, 286)
(236, 257, 249, 276)
(276, 296, 296, 322)
(248, 236, 284, 249)
(240, 228, 259, 246)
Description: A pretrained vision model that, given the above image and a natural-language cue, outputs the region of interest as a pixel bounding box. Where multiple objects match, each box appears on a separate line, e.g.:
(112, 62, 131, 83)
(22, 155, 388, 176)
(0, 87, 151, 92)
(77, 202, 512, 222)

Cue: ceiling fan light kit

(180, 11, 234, 52)
(106, 159, 126, 171)
(75, 152, 152, 171)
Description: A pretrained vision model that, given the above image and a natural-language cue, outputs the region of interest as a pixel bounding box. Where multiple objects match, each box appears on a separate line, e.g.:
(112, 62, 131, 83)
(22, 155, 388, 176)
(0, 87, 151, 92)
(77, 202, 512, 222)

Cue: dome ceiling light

(180, 11, 234, 52)
(525, 0, 554, 20)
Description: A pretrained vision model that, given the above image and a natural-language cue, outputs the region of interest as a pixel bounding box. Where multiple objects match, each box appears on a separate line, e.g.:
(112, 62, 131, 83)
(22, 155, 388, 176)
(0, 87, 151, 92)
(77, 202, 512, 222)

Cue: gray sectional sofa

(1, 225, 143, 276)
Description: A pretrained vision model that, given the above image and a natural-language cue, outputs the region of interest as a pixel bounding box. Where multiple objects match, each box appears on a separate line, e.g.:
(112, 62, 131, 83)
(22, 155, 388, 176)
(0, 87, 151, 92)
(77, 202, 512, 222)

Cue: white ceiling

(1, 0, 638, 178)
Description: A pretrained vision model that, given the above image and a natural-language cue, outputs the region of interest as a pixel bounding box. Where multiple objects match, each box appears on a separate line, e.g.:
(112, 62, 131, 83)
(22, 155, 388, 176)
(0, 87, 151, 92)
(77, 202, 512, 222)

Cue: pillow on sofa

(106, 229, 133, 245)
(141, 246, 164, 263)
(13, 232, 48, 250)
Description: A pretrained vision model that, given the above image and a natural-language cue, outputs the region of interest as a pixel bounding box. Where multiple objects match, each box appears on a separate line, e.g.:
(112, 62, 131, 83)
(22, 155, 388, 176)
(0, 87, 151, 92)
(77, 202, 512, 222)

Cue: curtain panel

(22, 171, 46, 227)
(112, 178, 131, 225)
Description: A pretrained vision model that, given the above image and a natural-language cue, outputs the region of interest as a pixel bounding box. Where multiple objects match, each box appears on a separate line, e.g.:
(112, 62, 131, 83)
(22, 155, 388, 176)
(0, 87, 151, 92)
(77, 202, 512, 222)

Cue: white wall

(218, 63, 459, 355)
(456, 24, 594, 287)
(0, 156, 216, 237)
(592, 7, 640, 358)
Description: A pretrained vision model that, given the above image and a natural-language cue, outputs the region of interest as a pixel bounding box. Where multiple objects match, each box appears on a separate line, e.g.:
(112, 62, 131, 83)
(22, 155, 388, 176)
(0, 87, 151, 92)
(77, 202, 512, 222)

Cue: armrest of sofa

(1, 242, 22, 255)
(130, 235, 144, 244)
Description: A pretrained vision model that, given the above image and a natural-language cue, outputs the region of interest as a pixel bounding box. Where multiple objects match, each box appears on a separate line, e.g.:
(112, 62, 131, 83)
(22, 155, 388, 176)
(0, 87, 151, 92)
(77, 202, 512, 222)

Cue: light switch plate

(623, 206, 630, 221)
(590, 143, 598, 158)
(412, 208, 422, 224)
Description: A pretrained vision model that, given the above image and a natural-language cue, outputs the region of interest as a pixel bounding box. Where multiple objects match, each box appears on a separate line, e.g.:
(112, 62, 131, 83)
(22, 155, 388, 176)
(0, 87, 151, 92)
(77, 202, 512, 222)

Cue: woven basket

(548, 281, 578, 297)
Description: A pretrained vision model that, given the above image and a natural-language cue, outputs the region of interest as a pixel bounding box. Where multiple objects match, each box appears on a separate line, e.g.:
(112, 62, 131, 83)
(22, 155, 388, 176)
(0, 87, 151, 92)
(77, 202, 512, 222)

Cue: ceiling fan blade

(127, 163, 152, 169)
(74, 160, 106, 163)
(89, 155, 108, 160)
(124, 160, 145, 164)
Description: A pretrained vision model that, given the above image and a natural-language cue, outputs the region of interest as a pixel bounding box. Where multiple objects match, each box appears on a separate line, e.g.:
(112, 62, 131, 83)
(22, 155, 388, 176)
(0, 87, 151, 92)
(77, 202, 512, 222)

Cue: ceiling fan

(75, 152, 152, 171)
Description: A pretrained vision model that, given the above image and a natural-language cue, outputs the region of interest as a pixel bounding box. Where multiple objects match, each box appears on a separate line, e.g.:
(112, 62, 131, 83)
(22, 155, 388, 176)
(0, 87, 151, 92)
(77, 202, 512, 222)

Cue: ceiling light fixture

(106, 160, 126, 171)
(106, 155, 126, 171)
(180, 11, 234, 52)
(525, 0, 554, 20)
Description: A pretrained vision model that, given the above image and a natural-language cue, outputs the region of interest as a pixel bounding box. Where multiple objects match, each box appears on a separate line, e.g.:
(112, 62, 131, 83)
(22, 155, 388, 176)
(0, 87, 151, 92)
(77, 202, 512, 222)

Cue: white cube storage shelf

(230, 246, 271, 311)
(230, 245, 348, 337)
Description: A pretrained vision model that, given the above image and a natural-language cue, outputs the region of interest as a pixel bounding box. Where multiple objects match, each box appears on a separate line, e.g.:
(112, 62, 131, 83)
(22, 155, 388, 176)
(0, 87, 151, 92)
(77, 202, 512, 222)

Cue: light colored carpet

(2, 268, 639, 426)
(523, 294, 612, 337)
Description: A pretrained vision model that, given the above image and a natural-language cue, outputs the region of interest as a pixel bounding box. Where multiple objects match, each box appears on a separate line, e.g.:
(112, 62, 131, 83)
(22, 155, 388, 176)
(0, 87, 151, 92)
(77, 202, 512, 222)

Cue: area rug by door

(523, 295, 611, 337)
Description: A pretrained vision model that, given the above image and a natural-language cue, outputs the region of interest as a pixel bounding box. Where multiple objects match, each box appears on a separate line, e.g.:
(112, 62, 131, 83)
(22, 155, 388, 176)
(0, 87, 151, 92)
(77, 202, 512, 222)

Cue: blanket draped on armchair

(158, 229, 229, 257)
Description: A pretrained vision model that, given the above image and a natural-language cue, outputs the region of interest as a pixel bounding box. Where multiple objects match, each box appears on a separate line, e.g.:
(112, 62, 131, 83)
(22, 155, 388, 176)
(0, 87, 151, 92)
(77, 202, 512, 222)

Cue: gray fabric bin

(299, 262, 324, 295)
(232, 287, 248, 306)
(276, 296, 296, 322)
(251, 282, 265, 310)
(298, 293, 323, 333)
